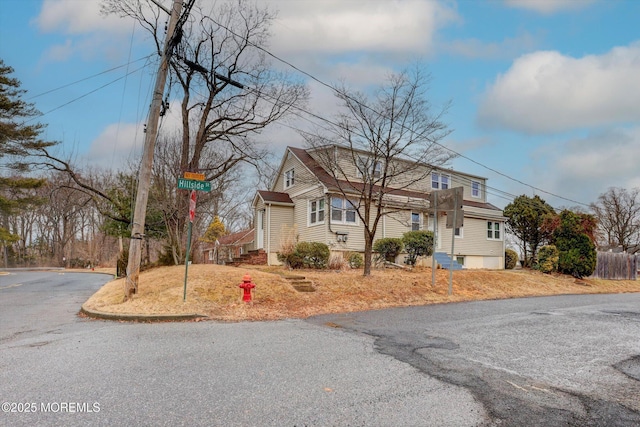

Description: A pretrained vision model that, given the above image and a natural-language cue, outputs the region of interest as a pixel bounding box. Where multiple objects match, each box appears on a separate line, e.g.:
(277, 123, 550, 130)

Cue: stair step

(433, 252, 463, 270)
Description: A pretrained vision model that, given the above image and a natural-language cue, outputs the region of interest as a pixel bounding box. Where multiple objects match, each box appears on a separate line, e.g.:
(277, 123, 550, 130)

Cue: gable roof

(256, 190, 294, 205)
(287, 146, 501, 212)
(218, 228, 254, 246)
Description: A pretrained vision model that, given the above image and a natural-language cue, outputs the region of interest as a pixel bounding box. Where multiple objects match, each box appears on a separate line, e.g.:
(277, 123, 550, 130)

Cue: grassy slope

(82, 264, 640, 321)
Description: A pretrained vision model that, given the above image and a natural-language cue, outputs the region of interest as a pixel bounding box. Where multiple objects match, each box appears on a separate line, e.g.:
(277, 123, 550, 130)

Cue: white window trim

(432, 172, 451, 190)
(284, 168, 295, 189)
(455, 226, 464, 238)
(330, 197, 358, 225)
(308, 198, 325, 226)
(471, 181, 481, 198)
(487, 221, 502, 241)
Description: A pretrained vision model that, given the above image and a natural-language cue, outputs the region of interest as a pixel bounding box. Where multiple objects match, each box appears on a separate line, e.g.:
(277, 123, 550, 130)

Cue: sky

(1, 0, 639, 211)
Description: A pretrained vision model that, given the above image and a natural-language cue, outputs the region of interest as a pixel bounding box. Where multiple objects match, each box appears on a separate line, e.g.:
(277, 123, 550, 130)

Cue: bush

(535, 245, 559, 273)
(504, 249, 518, 270)
(557, 234, 596, 278)
(280, 241, 330, 269)
(553, 210, 597, 278)
(347, 252, 363, 269)
(328, 253, 347, 270)
(373, 238, 404, 263)
(402, 231, 434, 265)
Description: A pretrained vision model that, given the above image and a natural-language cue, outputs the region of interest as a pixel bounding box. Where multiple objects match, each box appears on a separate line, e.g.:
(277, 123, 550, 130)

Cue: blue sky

(1, 0, 639, 210)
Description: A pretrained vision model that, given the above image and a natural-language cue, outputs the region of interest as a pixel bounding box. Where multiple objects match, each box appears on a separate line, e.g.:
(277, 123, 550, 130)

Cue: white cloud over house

(503, 0, 596, 14)
(269, 0, 458, 56)
(477, 43, 640, 134)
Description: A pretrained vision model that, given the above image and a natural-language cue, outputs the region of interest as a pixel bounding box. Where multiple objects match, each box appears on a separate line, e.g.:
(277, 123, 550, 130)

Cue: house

(252, 145, 506, 269)
(201, 228, 254, 264)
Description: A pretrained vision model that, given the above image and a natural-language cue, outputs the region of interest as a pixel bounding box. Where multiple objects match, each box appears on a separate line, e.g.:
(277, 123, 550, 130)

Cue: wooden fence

(591, 252, 639, 280)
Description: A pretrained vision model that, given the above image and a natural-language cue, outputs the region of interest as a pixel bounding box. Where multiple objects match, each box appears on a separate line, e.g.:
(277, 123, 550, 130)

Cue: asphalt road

(310, 293, 640, 426)
(1, 271, 639, 426)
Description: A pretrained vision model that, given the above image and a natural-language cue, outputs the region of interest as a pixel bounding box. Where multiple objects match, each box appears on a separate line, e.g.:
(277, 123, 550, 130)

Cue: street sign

(177, 178, 211, 192)
(429, 187, 464, 211)
(184, 172, 205, 181)
(446, 210, 464, 229)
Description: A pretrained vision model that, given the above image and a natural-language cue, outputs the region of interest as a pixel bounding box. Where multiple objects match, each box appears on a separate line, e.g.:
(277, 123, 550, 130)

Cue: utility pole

(125, 0, 184, 299)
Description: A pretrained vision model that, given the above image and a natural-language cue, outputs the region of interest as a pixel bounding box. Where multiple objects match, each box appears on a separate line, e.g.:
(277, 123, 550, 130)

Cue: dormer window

(472, 181, 481, 198)
(432, 172, 450, 190)
(284, 169, 295, 189)
(356, 156, 382, 179)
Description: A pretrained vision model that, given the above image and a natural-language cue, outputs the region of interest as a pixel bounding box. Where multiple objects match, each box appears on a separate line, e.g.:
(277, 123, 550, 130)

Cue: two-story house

(252, 145, 506, 269)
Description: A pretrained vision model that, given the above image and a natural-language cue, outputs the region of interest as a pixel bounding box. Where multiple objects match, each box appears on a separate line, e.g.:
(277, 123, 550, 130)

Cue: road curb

(80, 304, 208, 322)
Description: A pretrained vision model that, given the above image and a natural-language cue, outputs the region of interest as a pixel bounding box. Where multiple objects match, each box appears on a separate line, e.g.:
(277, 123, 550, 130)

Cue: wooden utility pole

(124, 0, 184, 299)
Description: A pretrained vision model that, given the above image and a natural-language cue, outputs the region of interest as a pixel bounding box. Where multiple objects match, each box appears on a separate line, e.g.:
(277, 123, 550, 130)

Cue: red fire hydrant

(239, 273, 255, 303)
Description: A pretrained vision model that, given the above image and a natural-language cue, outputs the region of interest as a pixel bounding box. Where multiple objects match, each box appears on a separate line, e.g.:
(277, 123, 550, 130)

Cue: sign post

(179, 173, 210, 302)
(183, 189, 197, 302)
(429, 187, 464, 294)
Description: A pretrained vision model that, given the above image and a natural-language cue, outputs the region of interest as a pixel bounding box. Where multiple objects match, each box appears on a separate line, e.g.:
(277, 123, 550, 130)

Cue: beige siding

(272, 150, 318, 193)
(293, 186, 327, 245)
(266, 204, 294, 254)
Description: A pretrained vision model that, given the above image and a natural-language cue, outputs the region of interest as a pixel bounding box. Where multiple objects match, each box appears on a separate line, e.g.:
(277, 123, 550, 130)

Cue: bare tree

(100, 0, 308, 278)
(302, 67, 454, 275)
(590, 187, 640, 252)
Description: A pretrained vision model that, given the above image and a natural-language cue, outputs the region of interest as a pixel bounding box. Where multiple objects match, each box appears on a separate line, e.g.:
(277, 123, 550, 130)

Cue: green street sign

(177, 178, 211, 192)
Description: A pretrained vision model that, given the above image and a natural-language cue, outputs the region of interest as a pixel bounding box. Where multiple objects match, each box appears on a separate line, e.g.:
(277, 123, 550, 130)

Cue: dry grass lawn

(81, 264, 640, 321)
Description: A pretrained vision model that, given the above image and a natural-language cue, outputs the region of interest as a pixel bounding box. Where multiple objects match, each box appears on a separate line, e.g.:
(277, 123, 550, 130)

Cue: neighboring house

(201, 228, 254, 264)
(252, 145, 506, 269)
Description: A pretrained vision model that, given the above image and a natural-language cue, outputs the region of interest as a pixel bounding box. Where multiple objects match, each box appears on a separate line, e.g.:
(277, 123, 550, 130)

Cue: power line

(22, 63, 150, 124)
(207, 17, 590, 208)
(26, 55, 154, 101)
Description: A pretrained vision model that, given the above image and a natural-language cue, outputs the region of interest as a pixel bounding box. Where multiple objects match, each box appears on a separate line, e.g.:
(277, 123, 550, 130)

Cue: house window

(456, 256, 465, 266)
(284, 169, 295, 189)
(455, 226, 463, 238)
(356, 156, 382, 179)
(331, 197, 357, 224)
(432, 172, 449, 190)
(487, 221, 501, 240)
(411, 212, 421, 231)
(472, 181, 480, 198)
(309, 199, 325, 225)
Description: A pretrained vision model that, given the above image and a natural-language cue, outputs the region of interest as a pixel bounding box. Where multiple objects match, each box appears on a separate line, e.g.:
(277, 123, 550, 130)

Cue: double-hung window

(432, 172, 449, 190)
(331, 197, 357, 224)
(309, 199, 325, 225)
(411, 212, 421, 231)
(284, 169, 295, 189)
(356, 156, 382, 179)
(471, 181, 480, 198)
(487, 221, 501, 240)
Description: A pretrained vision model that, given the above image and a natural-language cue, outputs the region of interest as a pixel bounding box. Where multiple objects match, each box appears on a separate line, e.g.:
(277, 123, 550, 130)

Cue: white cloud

(478, 43, 640, 134)
(34, 0, 130, 35)
(84, 122, 143, 169)
(42, 39, 74, 62)
(269, 0, 458, 56)
(533, 127, 640, 205)
(503, 0, 595, 14)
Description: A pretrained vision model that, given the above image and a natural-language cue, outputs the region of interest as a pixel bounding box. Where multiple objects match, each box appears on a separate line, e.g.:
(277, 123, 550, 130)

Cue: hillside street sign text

(177, 178, 211, 192)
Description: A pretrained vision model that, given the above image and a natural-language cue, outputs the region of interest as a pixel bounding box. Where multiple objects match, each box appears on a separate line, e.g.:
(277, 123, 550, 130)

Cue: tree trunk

(363, 236, 373, 276)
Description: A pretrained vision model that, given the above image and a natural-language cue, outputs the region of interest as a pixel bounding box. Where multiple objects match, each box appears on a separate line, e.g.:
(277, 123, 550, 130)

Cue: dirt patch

(81, 264, 640, 321)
